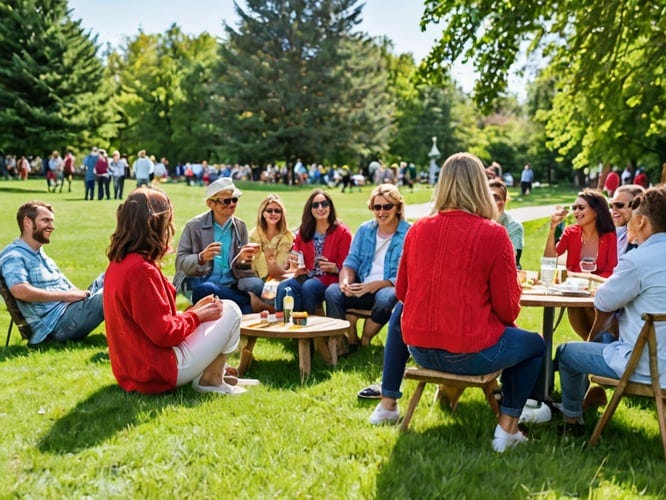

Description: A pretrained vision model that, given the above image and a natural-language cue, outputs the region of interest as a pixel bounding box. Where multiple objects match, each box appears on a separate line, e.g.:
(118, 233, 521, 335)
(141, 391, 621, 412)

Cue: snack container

(292, 311, 308, 326)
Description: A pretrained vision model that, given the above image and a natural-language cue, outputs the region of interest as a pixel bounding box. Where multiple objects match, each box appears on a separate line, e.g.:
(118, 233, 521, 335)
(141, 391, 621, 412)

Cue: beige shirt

(249, 228, 295, 280)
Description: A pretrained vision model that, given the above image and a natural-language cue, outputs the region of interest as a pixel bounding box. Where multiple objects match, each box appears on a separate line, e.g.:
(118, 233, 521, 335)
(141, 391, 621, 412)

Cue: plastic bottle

(283, 287, 294, 324)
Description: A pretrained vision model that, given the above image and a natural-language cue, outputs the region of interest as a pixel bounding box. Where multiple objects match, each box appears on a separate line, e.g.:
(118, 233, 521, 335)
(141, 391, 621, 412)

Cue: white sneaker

(369, 402, 399, 425)
(519, 399, 552, 424)
(492, 424, 528, 452)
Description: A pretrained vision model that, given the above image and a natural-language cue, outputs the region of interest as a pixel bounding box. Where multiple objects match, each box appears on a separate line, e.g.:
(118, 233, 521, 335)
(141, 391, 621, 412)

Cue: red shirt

(397, 210, 521, 353)
(104, 253, 200, 393)
(555, 225, 617, 277)
(292, 223, 352, 287)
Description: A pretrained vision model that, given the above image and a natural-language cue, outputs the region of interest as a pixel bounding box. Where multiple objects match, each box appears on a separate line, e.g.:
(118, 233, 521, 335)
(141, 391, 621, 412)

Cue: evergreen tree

(213, 0, 393, 165)
(0, 0, 105, 156)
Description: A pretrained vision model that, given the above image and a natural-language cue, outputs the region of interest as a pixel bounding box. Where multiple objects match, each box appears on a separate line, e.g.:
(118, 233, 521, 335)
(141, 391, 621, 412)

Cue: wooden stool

(400, 366, 501, 432)
(345, 308, 372, 342)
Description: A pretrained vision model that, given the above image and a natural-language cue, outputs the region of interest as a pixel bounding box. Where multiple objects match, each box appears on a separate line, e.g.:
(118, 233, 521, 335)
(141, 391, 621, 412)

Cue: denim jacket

(343, 218, 410, 285)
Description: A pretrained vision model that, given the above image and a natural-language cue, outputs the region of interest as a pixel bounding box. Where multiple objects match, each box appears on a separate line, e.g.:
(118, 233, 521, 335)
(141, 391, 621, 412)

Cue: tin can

(292, 250, 305, 269)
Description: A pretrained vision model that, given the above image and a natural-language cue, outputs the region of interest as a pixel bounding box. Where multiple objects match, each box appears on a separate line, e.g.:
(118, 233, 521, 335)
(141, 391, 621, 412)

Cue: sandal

(357, 384, 381, 399)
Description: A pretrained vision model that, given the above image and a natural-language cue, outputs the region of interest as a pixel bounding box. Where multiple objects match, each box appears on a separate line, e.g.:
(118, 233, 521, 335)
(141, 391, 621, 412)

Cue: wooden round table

(238, 314, 350, 382)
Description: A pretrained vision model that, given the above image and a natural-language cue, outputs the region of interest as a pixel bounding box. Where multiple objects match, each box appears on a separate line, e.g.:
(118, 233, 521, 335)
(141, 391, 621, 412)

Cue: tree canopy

(0, 0, 106, 155)
(419, 0, 666, 169)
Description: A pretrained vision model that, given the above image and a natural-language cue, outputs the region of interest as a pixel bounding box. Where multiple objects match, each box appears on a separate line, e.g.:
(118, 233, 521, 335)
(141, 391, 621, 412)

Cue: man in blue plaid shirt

(0, 201, 104, 345)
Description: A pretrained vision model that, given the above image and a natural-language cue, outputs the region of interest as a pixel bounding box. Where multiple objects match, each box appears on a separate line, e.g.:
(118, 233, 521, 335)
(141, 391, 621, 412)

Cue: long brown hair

(299, 189, 339, 242)
(107, 188, 175, 263)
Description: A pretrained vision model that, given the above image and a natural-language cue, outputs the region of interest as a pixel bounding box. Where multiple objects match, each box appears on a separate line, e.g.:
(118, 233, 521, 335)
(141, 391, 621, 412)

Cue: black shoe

(357, 384, 381, 399)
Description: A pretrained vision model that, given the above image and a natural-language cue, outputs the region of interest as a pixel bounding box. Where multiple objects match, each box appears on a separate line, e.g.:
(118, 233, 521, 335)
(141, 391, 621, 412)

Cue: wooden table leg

(298, 339, 311, 382)
(237, 335, 257, 377)
(327, 335, 338, 366)
(313, 337, 333, 365)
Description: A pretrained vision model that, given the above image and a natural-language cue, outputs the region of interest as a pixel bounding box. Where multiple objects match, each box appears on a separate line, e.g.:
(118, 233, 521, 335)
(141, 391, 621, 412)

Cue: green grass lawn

(1, 178, 665, 498)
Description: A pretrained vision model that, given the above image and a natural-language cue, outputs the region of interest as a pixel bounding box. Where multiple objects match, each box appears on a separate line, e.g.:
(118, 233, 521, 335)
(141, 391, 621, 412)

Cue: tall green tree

(107, 26, 219, 163)
(0, 0, 106, 156)
(419, 0, 666, 169)
(213, 0, 393, 165)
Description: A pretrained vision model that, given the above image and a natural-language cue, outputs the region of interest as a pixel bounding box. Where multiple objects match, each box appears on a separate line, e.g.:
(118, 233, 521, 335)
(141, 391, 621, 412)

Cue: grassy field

(1, 178, 665, 498)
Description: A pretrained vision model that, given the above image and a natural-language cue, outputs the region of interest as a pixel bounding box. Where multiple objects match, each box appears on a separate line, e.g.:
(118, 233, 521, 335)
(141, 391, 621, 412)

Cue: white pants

(173, 300, 242, 387)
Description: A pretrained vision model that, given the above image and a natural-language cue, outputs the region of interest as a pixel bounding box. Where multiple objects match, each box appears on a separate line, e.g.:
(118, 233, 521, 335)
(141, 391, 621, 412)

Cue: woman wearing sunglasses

(275, 189, 352, 315)
(544, 189, 617, 338)
(325, 184, 410, 349)
(246, 194, 295, 311)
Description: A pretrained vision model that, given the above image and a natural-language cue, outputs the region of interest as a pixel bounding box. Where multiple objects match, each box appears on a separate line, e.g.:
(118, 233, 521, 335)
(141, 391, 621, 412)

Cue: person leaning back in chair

(555, 185, 666, 436)
(0, 201, 105, 345)
(173, 177, 264, 314)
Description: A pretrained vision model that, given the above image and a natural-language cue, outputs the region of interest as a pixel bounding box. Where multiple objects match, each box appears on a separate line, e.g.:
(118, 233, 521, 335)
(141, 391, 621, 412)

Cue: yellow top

(249, 227, 295, 280)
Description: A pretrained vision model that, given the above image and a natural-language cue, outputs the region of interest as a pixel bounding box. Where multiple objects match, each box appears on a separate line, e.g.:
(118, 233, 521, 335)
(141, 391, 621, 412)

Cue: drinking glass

(540, 257, 557, 293)
(579, 257, 597, 289)
(579, 257, 597, 273)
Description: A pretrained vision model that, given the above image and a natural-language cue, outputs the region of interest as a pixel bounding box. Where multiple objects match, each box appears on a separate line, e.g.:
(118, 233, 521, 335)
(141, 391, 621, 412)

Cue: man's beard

(32, 227, 50, 244)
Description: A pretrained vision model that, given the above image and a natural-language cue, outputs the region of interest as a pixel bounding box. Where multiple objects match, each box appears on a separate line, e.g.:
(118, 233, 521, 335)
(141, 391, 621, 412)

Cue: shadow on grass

(0, 333, 107, 362)
(37, 385, 201, 455)
(376, 399, 666, 497)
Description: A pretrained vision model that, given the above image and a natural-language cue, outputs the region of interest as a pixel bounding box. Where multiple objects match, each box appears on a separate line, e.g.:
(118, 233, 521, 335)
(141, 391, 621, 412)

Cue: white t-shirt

(363, 234, 392, 283)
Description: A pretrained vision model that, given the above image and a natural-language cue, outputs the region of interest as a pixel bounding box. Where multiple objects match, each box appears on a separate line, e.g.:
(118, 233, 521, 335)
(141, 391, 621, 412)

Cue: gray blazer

(173, 211, 254, 292)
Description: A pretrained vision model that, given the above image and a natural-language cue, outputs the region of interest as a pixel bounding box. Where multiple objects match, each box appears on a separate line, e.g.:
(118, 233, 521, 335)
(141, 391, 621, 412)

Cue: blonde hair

(368, 184, 405, 219)
(255, 194, 289, 240)
(431, 152, 498, 220)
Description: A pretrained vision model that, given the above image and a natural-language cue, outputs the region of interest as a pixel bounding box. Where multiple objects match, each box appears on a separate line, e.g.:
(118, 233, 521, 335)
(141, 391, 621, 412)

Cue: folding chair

(588, 313, 666, 460)
(0, 271, 33, 346)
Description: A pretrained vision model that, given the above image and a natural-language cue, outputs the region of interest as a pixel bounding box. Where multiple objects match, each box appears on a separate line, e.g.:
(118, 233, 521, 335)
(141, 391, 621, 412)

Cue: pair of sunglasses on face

(264, 208, 282, 215)
(372, 203, 394, 211)
(211, 197, 239, 205)
(311, 200, 330, 209)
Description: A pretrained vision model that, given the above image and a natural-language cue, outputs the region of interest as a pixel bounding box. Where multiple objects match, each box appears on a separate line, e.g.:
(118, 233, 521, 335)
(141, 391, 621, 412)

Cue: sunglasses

(264, 208, 282, 215)
(372, 203, 394, 211)
(311, 200, 330, 209)
(609, 202, 626, 209)
(571, 204, 587, 211)
(212, 197, 238, 205)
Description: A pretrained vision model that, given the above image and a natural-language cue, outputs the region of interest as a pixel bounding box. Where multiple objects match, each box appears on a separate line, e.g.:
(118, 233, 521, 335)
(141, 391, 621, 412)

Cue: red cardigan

(104, 253, 201, 393)
(556, 225, 617, 277)
(396, 210, 521, 353)
(292, 222, 352, 287)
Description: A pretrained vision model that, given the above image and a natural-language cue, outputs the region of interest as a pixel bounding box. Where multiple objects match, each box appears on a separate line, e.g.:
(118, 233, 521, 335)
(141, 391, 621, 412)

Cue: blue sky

(66, 0, 508, 95)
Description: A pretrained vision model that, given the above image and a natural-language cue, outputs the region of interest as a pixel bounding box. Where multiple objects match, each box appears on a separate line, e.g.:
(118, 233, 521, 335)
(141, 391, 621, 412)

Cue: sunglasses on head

(264, 208, 282, 215)
(372, 203, 394, 211)
(212, 197, 238, 205)
(311, 200, 330, 209)
(609, 202, 626, 209)
(572, 204, 587, 211)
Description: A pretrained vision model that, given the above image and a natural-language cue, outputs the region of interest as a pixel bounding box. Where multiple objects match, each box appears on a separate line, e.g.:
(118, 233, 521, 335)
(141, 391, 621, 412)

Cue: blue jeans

(84, 179, 95, 200)
(236, 276, 265, 297)
(556, 340, 618, 419)
(325, 283, 397, 325)
(50, 273, 105, 342)
(192, 281, 253, 314)
(381, 302, 410, 400)
(276, 277, 326, 314)
(409, 327, 546, 417)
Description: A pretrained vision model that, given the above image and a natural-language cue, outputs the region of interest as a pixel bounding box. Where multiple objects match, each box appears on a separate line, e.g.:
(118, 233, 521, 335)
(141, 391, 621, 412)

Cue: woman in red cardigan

(275, 189, 352, 314)
(396, 153, 545, 452)
(104, 188, 244, 395)
(544, 189, 617, 338)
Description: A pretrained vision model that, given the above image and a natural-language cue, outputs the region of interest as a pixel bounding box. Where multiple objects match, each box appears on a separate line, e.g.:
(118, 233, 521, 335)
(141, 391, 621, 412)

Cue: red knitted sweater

(396, 210, 521, 353)
(104, 253, 200, 393)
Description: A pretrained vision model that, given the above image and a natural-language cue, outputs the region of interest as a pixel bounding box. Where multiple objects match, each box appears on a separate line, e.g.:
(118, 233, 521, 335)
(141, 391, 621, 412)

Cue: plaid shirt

(0, 239, 72, 343)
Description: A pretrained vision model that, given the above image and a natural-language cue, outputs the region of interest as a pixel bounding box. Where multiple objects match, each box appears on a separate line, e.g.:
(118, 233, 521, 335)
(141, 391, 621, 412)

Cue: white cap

(205, 177, 242, 199)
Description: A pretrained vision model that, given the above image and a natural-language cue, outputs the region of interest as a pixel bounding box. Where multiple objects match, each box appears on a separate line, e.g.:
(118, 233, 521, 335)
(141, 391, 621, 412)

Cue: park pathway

(404, 202, 554, 223)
